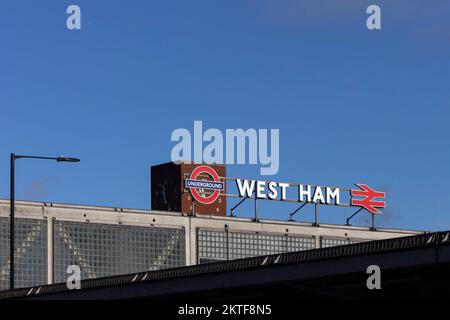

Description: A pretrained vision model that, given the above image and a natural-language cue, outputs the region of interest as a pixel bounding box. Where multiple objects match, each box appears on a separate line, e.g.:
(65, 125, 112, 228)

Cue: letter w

(236, 179, 255, 197)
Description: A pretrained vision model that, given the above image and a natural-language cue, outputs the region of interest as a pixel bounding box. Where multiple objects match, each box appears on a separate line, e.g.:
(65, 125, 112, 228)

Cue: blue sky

(0, 0, 449, 231)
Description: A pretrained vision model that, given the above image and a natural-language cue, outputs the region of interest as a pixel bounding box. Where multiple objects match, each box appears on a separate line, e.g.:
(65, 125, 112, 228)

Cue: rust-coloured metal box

(151, 162, 226, 216)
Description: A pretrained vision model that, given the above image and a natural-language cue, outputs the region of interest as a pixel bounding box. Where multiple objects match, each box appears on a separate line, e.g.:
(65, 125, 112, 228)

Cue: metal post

(289, 202, 308, 221)
(230, 197, 248, 217)
(284, 233, 288, 253)
(225, 225, 229, 260)
(10, 153, 15, 290)
(47, 217, 54, 285)
(346, 207, 363, 226)
(313, 203, 318, 226)
(254, 197, 258, 222)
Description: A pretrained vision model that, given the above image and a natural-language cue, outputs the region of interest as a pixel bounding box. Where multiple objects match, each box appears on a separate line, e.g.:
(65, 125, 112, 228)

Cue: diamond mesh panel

(197, 229, 315, 263)
(54, 221, 185, 283)
(0, 217, 47, 291)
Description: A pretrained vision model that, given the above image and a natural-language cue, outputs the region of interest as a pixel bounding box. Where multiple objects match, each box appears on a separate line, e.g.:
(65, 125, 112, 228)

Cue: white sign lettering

(236, 179, 341, 205)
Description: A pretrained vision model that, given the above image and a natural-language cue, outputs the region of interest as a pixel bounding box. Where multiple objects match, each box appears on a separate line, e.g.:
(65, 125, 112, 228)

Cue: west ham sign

(235, 179, 386, 214)
(185, 165, 386, 214)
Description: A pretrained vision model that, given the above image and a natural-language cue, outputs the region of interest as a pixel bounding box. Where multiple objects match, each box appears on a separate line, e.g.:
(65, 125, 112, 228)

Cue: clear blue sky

(0, 1, 449, 231)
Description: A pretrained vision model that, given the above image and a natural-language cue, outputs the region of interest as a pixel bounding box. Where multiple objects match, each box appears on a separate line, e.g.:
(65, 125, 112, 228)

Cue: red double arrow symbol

(351, 184, 385, 214)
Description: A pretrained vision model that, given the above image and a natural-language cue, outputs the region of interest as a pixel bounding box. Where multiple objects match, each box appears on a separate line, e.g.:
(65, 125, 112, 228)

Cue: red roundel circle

(188, 165, 222, 205)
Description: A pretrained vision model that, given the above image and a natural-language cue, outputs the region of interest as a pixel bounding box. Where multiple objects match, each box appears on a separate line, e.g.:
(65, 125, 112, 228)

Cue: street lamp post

(9, 154, 14, 291)
(9, 153, 80, 290)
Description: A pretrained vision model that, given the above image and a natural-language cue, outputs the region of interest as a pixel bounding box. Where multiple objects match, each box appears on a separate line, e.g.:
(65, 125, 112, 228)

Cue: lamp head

(57, 156, 80, 162)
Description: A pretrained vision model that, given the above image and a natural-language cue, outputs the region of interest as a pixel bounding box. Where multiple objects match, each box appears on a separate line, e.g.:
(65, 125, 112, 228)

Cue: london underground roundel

(184, 165, 225, 205)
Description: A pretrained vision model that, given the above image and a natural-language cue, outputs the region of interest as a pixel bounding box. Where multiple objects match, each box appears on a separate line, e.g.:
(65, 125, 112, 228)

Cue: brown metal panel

(151, 162, 227, 216)
(180, 163, 226, 216)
